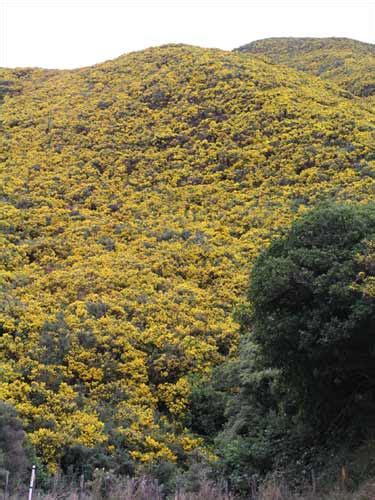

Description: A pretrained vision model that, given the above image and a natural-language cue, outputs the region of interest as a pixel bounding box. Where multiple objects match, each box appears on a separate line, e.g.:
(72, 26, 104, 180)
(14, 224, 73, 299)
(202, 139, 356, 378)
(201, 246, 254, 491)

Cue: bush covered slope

(0, 43, 375, 471)
(236, 37, 375, 99)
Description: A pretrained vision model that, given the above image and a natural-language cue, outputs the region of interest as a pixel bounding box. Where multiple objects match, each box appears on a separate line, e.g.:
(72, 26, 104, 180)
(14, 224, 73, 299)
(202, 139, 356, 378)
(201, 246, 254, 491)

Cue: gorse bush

(237, 37, 375, 100)
(0, 39, 374, 479)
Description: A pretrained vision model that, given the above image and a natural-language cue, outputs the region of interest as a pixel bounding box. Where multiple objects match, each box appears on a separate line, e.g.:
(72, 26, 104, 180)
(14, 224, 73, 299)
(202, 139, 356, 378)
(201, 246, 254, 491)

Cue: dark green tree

(212, 204, 375, 491)
(246, 203, 375, 428)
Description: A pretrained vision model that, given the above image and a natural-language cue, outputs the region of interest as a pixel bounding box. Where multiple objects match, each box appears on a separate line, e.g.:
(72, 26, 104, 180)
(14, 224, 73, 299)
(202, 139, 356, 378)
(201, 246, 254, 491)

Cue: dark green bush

(247, 203, 375, 428)
(0, 402, 30, 487)
(211, 204, 375, 493)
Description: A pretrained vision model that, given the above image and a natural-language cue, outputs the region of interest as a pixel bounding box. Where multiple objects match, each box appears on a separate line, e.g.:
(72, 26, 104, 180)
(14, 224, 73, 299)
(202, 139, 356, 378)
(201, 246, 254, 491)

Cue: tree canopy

(246, 203, 375, 426)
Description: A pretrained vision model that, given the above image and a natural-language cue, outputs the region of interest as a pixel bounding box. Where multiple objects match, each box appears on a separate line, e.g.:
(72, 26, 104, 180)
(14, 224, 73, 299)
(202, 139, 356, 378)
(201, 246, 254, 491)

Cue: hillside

(1, 43, 375, 472)
(236, 37, 375, 98)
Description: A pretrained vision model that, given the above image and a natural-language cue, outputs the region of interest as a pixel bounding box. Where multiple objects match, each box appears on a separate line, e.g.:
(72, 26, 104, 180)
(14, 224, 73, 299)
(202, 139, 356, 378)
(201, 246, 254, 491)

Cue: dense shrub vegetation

(0, 402, 29, 487)
(0, 38, 375, 496)
(237, 37, 375, 100)
(212, 204, 375, 493)
(248, 204, 375, 428)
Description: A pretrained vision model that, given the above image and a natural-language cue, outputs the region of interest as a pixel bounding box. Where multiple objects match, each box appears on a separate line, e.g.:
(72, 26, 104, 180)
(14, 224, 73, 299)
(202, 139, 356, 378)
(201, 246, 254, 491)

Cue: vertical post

(311, 469, 316, 495)
(28, 465, 35, 500)
(4, 470, 9, 500)
(250, 476, 257, 499)
(78, 474, 84, 500)
(340, 465, 347, 491)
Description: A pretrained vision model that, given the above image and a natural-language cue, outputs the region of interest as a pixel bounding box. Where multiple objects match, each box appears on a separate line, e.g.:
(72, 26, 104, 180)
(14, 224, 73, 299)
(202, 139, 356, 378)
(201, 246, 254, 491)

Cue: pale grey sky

(1, 0, 374, 69)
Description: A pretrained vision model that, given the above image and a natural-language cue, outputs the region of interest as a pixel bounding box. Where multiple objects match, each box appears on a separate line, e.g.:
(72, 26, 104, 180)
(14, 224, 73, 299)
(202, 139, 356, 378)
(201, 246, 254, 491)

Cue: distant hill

(0, 43, 374, 471)
(236, 37, 375, 98)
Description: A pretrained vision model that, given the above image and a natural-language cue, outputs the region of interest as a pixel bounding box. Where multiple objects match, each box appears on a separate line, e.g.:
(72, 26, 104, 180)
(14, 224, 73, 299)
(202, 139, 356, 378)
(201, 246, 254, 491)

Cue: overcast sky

(1, 0, 374, 69)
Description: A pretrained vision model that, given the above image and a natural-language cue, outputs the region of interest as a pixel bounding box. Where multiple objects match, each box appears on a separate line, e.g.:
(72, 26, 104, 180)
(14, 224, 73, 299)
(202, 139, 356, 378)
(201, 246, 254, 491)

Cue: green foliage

(355, 239, 375, 300)
(0, 402, 30, 486)
(60, 443, 134, 478)
(248, 203, 375, 427)
(185, 378, 228, 441)
(208, 204, 375, 494)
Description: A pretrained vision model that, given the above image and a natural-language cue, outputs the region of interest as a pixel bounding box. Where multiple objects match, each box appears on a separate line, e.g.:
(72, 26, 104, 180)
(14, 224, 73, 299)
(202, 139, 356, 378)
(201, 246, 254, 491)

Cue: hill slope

(0, 44, 375, 471)
(236, 37, 375, 98)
